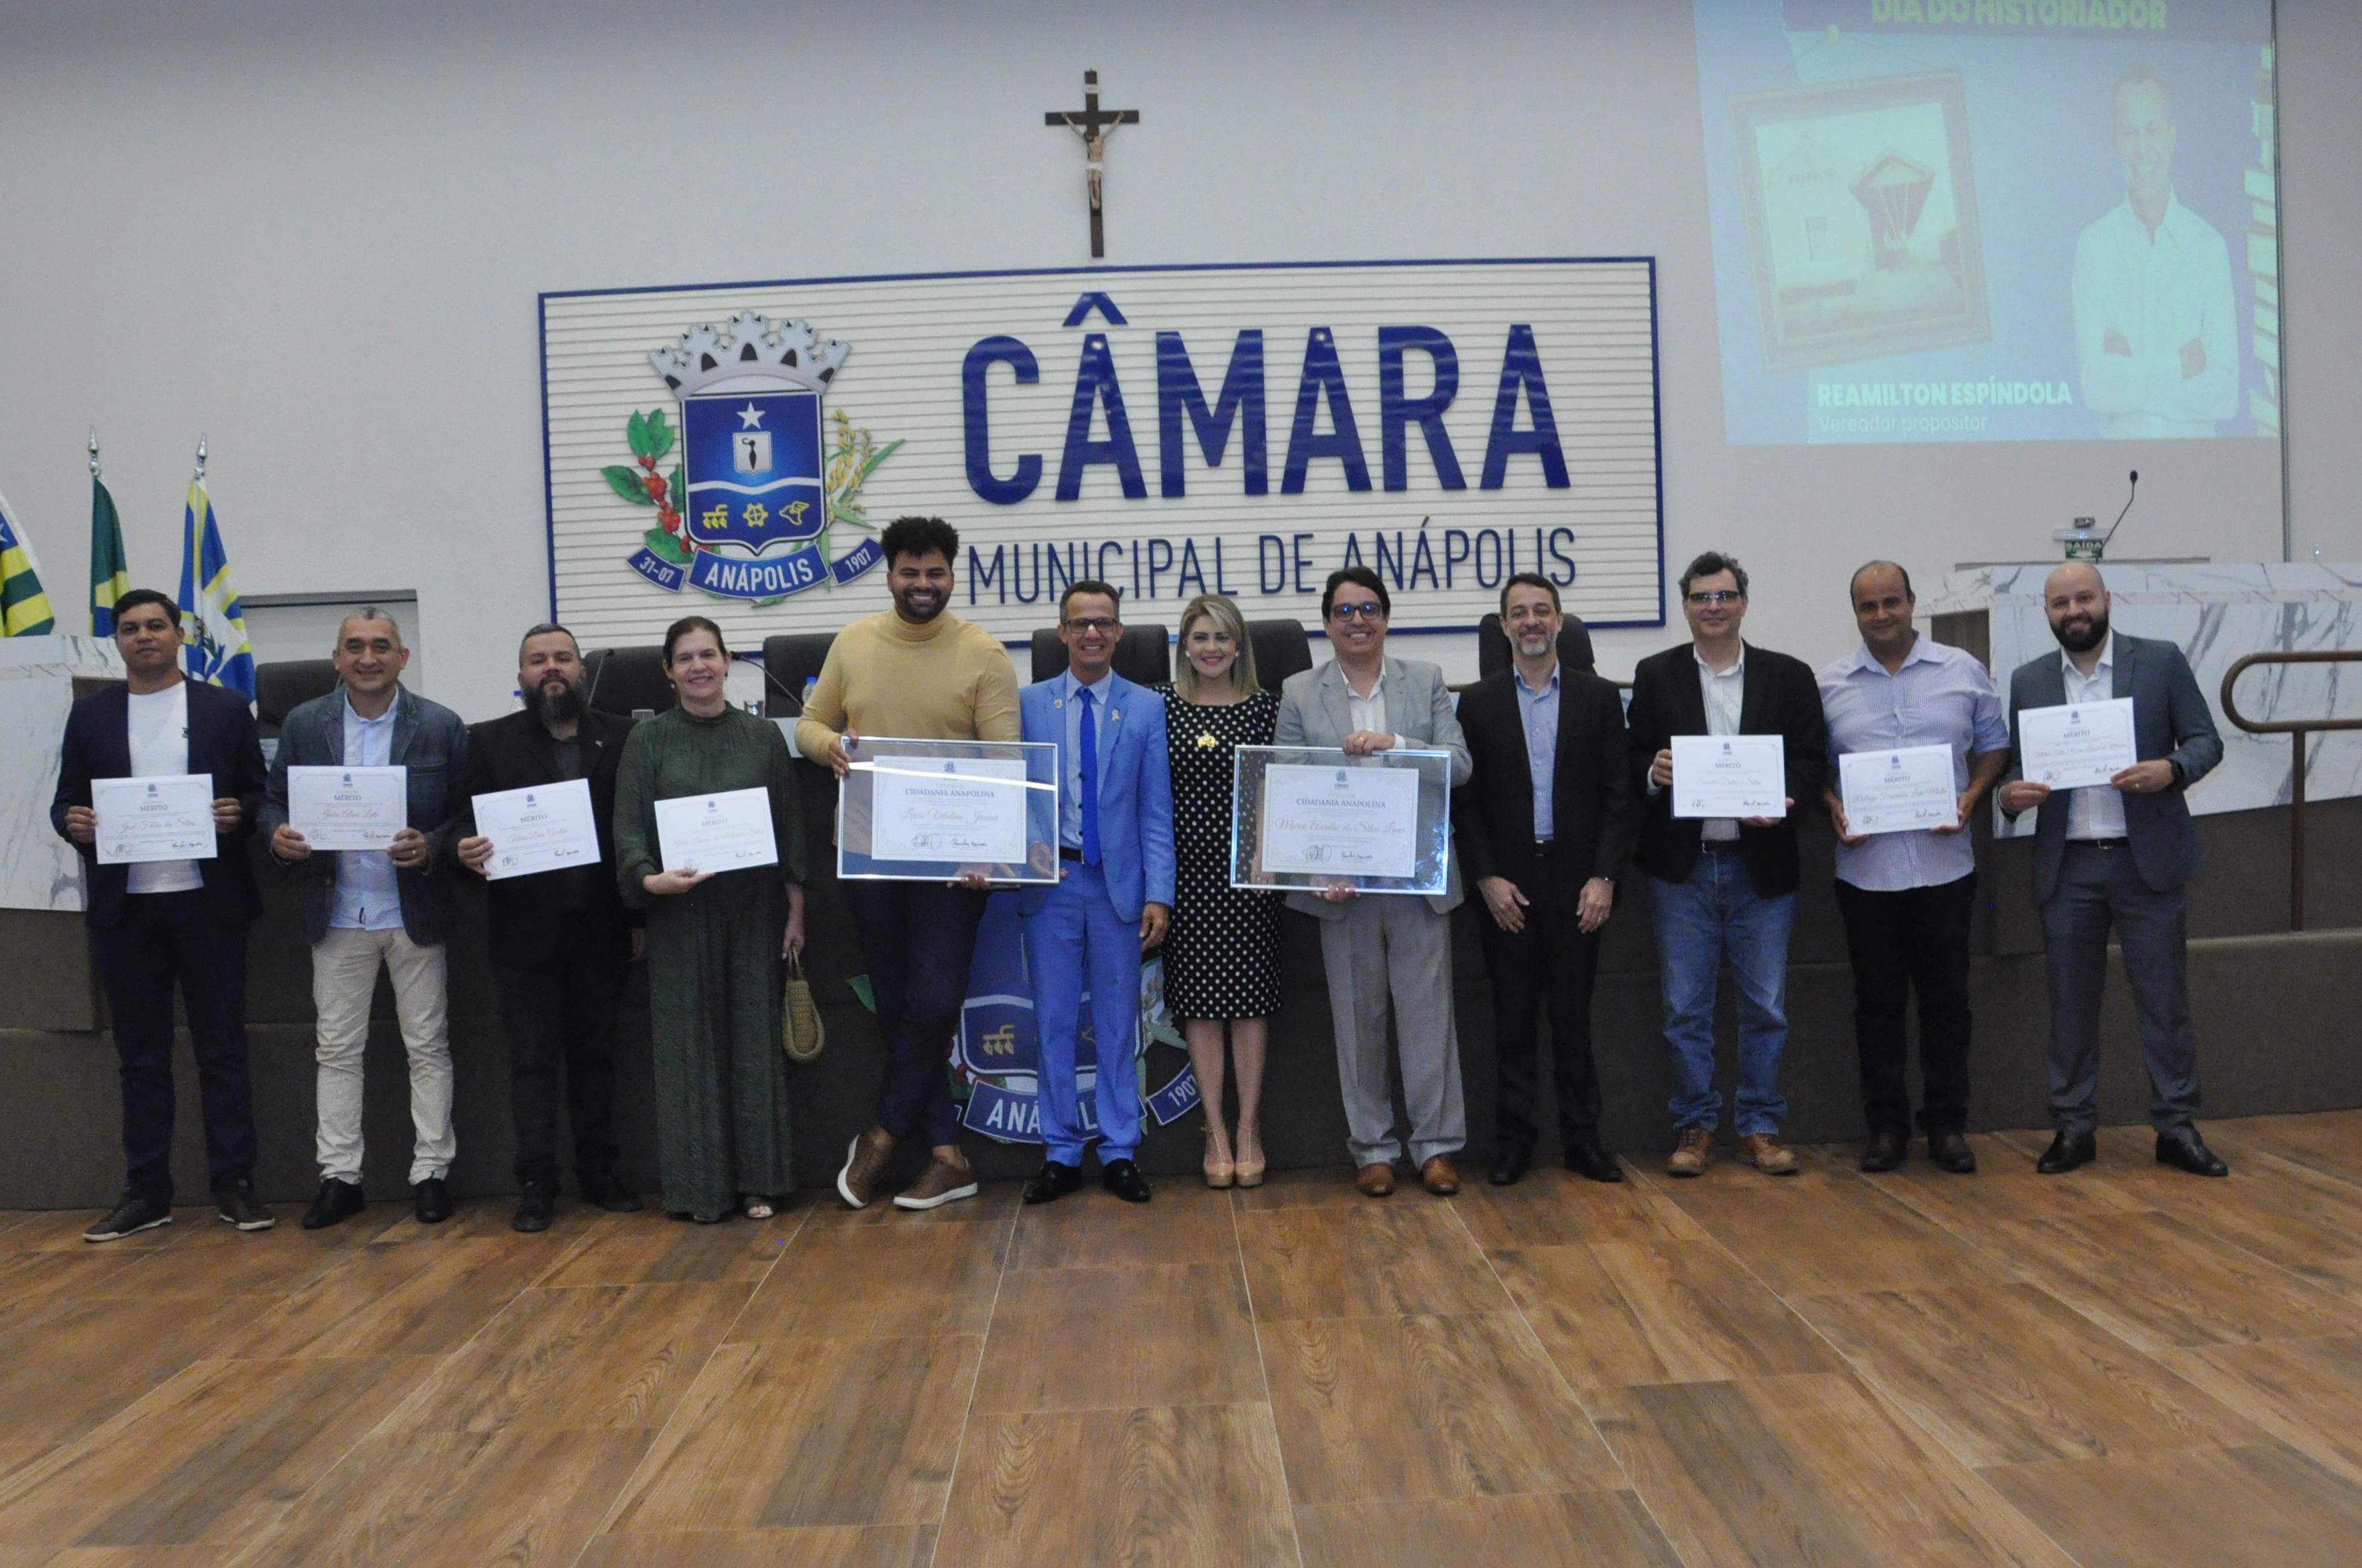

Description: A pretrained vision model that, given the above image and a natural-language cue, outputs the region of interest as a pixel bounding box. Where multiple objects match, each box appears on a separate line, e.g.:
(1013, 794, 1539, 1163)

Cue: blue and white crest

(681, 392, 824, 552)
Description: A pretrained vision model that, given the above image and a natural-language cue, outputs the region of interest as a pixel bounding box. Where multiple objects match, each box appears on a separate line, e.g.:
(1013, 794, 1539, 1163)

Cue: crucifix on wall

(1044, 69, 1138, 259)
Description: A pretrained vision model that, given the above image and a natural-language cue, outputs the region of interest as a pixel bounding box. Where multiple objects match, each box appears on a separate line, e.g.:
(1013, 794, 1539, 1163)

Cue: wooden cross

(1044, 69, 1138, 259)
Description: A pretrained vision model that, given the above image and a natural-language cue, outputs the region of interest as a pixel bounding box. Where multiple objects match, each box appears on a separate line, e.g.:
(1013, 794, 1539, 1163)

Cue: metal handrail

(2219, 650, 2362, 930)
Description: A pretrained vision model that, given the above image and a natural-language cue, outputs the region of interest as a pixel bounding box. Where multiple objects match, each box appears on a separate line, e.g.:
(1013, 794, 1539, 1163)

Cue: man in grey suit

(1999, 562, 2228, 1177)
(1275, 566, 1475, 1198)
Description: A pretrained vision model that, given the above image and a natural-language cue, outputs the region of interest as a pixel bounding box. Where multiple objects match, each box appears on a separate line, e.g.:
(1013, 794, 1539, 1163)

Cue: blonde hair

(1174, 594, 1259, 701)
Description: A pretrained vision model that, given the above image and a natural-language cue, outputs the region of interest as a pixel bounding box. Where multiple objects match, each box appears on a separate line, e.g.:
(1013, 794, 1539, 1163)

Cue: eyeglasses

(1684, 590, 1744, 606)
(1329, 602, 1387, 622)
(1063, 616, 1119, 634)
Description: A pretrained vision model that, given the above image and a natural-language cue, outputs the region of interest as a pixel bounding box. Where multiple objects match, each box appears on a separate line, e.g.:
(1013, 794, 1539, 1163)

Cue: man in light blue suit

(1016, 580, 1176, 1205)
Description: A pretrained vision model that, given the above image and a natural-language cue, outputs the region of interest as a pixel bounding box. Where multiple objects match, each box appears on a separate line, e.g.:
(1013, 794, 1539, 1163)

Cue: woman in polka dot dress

(1156, 594, 1283, 1187)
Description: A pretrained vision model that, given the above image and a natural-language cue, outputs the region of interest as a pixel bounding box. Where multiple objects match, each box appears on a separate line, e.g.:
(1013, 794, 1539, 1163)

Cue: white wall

(0, 0, 2346, 720)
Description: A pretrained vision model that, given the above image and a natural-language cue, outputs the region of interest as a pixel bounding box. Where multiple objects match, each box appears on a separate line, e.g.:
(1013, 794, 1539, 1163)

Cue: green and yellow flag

(0, 491, 57, 637)
(90, 476, 128, 636)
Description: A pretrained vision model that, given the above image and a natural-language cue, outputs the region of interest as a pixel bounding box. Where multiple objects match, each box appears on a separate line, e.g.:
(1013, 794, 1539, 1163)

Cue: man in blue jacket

(259, 607, 470, 1227)
(1016, 581, 1176, 1205)
(52, 589, 271, 1242)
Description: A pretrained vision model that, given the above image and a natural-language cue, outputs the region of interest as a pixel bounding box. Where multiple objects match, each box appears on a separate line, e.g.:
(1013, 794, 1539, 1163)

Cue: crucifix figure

(1044, 69, 1139, 259)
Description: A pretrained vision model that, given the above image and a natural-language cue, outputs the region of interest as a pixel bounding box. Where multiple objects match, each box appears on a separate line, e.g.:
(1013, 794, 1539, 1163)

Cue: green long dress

(613, 705, 808, 1216)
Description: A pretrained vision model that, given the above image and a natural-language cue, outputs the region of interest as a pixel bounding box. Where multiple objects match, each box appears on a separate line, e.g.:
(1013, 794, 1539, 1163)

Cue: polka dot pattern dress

(1156, 685, 1283, 1022)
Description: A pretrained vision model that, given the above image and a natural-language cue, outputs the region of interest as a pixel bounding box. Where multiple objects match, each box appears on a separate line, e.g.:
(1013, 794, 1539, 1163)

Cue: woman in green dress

(614, 616, 807, 1222)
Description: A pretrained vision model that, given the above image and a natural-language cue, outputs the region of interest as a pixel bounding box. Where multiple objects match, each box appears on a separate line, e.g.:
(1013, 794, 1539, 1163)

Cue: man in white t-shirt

(53, 588, 272, 1242)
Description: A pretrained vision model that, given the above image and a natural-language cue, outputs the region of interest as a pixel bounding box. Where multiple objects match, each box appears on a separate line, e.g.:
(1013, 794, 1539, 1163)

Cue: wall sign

(541, 258, 1664, 645)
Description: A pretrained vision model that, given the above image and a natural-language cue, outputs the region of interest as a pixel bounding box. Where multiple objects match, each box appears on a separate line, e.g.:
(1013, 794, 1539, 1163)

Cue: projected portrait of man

(2070, 64, 2239, 439)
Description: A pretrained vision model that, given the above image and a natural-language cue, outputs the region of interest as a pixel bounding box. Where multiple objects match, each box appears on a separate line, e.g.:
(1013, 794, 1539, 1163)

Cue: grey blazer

(2005, 632, 2223, 901)
(1273, 655, 1474, 918)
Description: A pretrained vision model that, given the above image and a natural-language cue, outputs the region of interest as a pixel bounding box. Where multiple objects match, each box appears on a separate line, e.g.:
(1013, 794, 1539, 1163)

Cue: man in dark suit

(1999, 561, 2228, 1177)
(454, 625, 645, 1231)
(1626, 552, 1828, 1177)
(1455, 572, 1635, 1186)
(51, 588, 272, 1241)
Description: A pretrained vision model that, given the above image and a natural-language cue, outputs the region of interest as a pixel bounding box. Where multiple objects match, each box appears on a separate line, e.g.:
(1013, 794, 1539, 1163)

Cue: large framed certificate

(2017, 698, 2137, 792)
(1838, 744, 1959, 835)
(287, 765, 407, 851)
(471, 777, 600, 881)
(837, 737, 1059, 885)
(1670, 735, 1787, 820)
(654, 786, 778, 873)
(1231, 746, 1453, 896)
(92, 774, 217, 866)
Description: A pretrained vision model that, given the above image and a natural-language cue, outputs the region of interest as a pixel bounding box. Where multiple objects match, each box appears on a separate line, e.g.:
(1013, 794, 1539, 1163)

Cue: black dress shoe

(1023, 1160, 1084, 1205)
(1928, 1129, 1977, 1174)
(1860, 1128, 1908, 1173)
(1489, 1144, 1532, 1186)
(215, 1178, 276, 1231)
(582, 1174, 644, 1214)
(1564, 1138, 1625, 1183)
(2156, 1128, 2229, 1177)
(511, 1179, 555, 1233)
(413, 1177, 453, 1225)
(1101, 1158, 1152, 1203)
(2035, 1130, 2098, 1175)
(301, 1178, 367, 1230)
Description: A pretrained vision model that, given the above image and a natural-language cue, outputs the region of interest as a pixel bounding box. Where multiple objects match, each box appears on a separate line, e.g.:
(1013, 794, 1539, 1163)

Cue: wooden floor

(7, 1115, 2362, 1567)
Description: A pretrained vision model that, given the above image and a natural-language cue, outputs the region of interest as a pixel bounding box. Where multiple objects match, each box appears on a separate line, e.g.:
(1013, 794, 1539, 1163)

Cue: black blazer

(50, 679, 267, 930)
(1624, 641, 1828, 899)
(1453, 665, 1635, 901)
(451, 707, 639, 969)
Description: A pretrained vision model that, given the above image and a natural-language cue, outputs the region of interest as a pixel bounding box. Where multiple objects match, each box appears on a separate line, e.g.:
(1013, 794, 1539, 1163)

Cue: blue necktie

(1079, 687, 1101, 867)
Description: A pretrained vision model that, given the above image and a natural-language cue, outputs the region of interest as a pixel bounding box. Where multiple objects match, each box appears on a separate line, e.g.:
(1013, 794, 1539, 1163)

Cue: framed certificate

(654, 786, 779, 874)
(471, 777, 600, 881)
(1838, 744, 1959, 835)
(2017, 698, 2137, 792)
(91, 774, 217, 866)
(837, 737, 1059, 885)
(1670, 735, 1787, 820)
(1231, 746, 1453, 896)
(287, 765, 407, 851)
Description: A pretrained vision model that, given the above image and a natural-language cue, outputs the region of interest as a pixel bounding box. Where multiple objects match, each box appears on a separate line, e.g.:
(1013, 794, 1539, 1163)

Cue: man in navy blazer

(2000, 561, 2227, 1177)
(52, 589, 272, 1241)
(1014, 581, 1176, 1205)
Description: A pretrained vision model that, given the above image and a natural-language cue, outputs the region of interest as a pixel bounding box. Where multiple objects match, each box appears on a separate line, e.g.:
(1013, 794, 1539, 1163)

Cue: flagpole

(88, 429, 99, 480)
(193, 434, 207, 484)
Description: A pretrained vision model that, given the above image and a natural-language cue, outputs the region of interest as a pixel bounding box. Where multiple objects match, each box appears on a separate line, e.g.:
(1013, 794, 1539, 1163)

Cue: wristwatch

(2167, 758, 2187, 788)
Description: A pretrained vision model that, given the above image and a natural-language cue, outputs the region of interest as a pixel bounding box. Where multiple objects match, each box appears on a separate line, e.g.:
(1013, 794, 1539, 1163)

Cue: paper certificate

(471, 777, 600, 881)
(92, 774, 217, 865)
(287, 765, 408, 851)
(1258, 764, 1421, 879)
(867, 758, 1030, 863)
(1839, 744, 1959, 835)
(1671, 735, 1787, 819)
(654, 786, 778, 874)
(2018, 698, 2137, 792)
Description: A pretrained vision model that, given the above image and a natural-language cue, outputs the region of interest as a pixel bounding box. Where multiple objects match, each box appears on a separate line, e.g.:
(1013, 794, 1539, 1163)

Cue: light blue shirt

(1514, 665, 1560, 841)
(1055, 667, 1116, 851)
(1817, 636, 2009, 893)
(328, 694, 405, 931)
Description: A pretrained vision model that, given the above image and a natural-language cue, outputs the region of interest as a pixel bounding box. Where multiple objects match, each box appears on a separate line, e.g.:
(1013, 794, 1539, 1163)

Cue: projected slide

(1695, 1, 2279, 444)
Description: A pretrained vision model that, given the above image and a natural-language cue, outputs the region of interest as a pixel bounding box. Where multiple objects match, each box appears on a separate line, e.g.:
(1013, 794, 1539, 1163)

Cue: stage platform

(1, 1114, 2360, 1567)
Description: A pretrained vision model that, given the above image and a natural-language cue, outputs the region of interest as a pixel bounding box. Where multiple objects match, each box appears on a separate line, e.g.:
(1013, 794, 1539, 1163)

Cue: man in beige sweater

(797, 516, 1021, 1210)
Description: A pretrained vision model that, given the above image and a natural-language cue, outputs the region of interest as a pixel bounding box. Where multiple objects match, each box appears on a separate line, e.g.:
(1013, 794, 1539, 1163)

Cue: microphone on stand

(2098, 470, 2139, 551)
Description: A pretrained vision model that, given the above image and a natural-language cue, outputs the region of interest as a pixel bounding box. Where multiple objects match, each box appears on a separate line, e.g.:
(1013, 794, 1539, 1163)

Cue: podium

(0, 637, 123, 1030)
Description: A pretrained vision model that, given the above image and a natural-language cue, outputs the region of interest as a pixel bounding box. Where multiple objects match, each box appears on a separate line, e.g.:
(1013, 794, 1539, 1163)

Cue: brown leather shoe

(1738, 1133, 1799, 1176)
(1667, 1125, 1712, 1177)
(836, 1126, 895, 1209)
(1420, 1155, 1460, 1195)
(893, 1152, 978, 1211)
(1356, 1162, 1396, 1197)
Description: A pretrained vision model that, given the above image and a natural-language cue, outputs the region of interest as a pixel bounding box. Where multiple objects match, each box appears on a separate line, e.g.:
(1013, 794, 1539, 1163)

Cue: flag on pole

(177, 479, 254, 700)
(0, 491, 58, 637)
(90, 476, 129, 636)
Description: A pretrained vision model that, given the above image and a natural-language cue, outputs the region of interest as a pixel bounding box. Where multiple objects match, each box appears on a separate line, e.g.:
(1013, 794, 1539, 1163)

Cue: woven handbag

(783, 953, 825, 1063)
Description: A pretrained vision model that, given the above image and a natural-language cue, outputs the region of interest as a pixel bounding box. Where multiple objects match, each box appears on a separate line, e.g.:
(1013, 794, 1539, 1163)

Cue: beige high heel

(1203, 1125, 1236, 1188)
(1233, 1122, 1265, 1188)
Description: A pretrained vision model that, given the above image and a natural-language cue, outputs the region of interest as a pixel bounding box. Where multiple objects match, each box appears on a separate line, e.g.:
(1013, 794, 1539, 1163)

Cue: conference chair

(253, 659, 340, 742)
(761, 633, 840, 719)
(1475, 612, 1595, 678)
(581, 646, 674, 718)
(1030, 623, 1172, 686)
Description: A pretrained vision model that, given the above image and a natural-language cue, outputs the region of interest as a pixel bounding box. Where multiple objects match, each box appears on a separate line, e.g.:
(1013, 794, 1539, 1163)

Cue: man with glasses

(1626, 553, 1826, 1177)
(1013, 582, 1175, 1205)
(1275, 566, 1475, 1198)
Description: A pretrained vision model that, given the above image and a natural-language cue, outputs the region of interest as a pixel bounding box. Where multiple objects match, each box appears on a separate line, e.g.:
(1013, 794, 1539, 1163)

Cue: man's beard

(2052, 606, 2109, 653)
(533, 676, 587, 727)
(894, 586, 947, 624)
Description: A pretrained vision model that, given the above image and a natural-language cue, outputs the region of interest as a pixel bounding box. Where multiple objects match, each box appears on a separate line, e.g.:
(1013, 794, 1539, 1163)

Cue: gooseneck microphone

(2099, 470, 2139, 550)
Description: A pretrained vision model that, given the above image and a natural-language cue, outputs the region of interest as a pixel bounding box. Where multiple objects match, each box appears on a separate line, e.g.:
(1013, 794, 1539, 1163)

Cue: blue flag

(177, 480, 254, 701)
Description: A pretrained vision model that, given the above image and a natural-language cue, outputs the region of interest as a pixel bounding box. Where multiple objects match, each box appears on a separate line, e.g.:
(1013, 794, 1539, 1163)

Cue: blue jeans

(1649, 848, 1795, 1137)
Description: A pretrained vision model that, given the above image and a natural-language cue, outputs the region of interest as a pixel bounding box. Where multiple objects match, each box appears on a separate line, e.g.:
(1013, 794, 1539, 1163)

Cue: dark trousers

(2041, 841, 2201, 1137)
(492, 922, 632, 1189)
(844, 880, 987, 1148)
(1478, 851, 1604, 1150)
(88, 890, 258, 1203)
(1834, 873, 1976, 1136)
